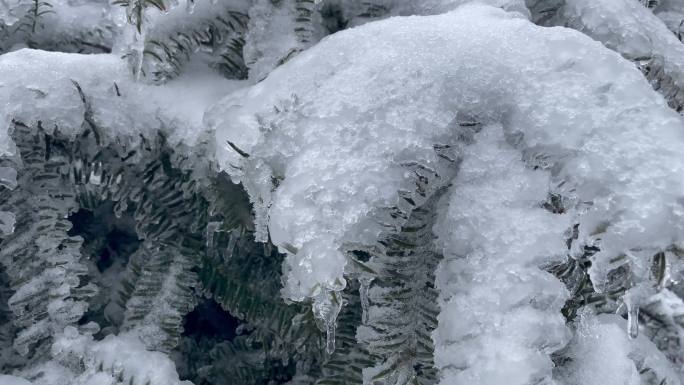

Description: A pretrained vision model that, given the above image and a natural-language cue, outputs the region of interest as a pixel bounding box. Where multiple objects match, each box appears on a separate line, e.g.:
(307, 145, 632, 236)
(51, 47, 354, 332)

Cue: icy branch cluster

(3, 0, 684, 384)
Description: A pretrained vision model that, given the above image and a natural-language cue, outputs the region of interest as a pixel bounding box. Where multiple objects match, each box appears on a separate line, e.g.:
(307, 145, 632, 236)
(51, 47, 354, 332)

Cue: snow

(557, 311, 682, 385)
(208, 0, 684, 328)
(0, 0, 115, 53)
(111, 0, 250, 81)
(432, 125, 571, 385)
(540, 0, 684, 108)
(3, 0, 684, 382)
(0, 49, 246, 159)
(14, 329, 191, 385)
(325, 0, 530, 27)
(557, 312, 641, 385)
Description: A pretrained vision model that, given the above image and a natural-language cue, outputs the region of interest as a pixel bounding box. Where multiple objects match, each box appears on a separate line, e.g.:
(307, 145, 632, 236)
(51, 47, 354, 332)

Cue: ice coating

(243, 0, 325, 81)
(0, 48, 245, 158)
(208, 4, 684, 307)
(432, 125, 571, 384)
(16, 329, 192, 385)
(556, 312, 682, 385)
(651, 0, 684, 36)
(0, 0, 116, 53)
(537, 0, 684, 109)
(324, 0, 530, 27)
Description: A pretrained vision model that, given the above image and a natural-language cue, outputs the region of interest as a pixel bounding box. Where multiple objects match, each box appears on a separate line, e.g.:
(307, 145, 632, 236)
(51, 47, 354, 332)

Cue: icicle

(626, 300, 639, 339)
(125, 1, 147, 80)
(359, 276, 373, 324)
(0, 211, 15, 235)
(312, 288, 342, 355)
(225, 230, 239, 260)
(185, 0, 194, 14)
(653, 251, 670, 291)
(89, 163, 102, 185)
(623, 286, 648, 339)
(0, 166, 17, 189)
(205, 221, 220, 254)
(131, 29, 145, 81)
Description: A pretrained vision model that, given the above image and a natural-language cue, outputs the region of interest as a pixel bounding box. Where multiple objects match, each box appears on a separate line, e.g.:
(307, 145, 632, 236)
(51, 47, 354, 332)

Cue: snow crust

(544, 0, 684, 107)
(13, 329, 190, 385)
(208, 3, 684, 310)
(557, 311, 682, 385)
(325, 0, 529, 27)
(0, 49, 245, 158)
(433, 125, 571, 385)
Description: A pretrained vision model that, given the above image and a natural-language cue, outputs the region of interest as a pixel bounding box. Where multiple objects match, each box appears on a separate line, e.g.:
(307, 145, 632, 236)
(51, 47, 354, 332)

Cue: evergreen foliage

(3, 1, 684, 385)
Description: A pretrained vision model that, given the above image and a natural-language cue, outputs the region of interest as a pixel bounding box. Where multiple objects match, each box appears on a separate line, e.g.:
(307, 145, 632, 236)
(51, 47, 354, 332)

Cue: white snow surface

(433, 125, 571, 385)
(207, 3, 684, 311)
(556, 0, 684, 72)
(556, 311, 682, 385)
(12, 328, 190, 385)
(0, 49, 245, 158)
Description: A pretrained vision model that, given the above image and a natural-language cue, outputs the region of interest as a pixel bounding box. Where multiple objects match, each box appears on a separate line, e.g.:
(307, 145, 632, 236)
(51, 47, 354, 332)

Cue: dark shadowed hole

(68, 202, 141, 336)
(182, 298, 240, 341)
(68, 203, 140, 273)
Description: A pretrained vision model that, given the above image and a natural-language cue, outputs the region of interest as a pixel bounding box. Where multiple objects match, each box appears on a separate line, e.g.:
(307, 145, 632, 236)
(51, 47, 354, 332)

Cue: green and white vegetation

(3, 1, 684, 385)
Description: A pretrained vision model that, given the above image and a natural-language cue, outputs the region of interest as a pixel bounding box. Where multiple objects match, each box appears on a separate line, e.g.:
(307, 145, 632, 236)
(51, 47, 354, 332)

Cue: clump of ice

(208, 1, 684, 313)
(538, 0, 684, 109)
(558, 312, 641, 385)
(17, 328, 191, 385)
(0, 49, 245, 159)
(557, 311, 682, 385)
(432, 125, 571, 384)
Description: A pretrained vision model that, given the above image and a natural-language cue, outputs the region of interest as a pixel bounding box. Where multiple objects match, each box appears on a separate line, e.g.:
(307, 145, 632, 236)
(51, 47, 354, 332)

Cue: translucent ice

(208, 3, 684, 312)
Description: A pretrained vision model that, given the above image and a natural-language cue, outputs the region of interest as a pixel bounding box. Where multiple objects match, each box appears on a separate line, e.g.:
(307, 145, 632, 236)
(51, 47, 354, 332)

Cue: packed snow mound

(207, 3, 684, 307)
(556, 311, 682, 385)
(13, 329, 190, 385)
(0, 49, 244, 158)
(433, 125, 572, 385)
(543, 0, 684, 108)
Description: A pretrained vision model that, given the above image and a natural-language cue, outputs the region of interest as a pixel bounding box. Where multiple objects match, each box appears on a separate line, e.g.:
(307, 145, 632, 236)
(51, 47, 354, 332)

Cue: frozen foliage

(651, 0, 684, 38)
(322, 0, 529, 28)
(556, 312, 682, 385)
(19, 329, 191, 385)
(113, 0, 251, 82)
(0, 48, 243, 384)
(0, 0, 115, 54)
(243, 0, 324, 81)
(0, 48, 243, 158)
(5, 0, 684, 384)
(210, 0, 684, 312)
